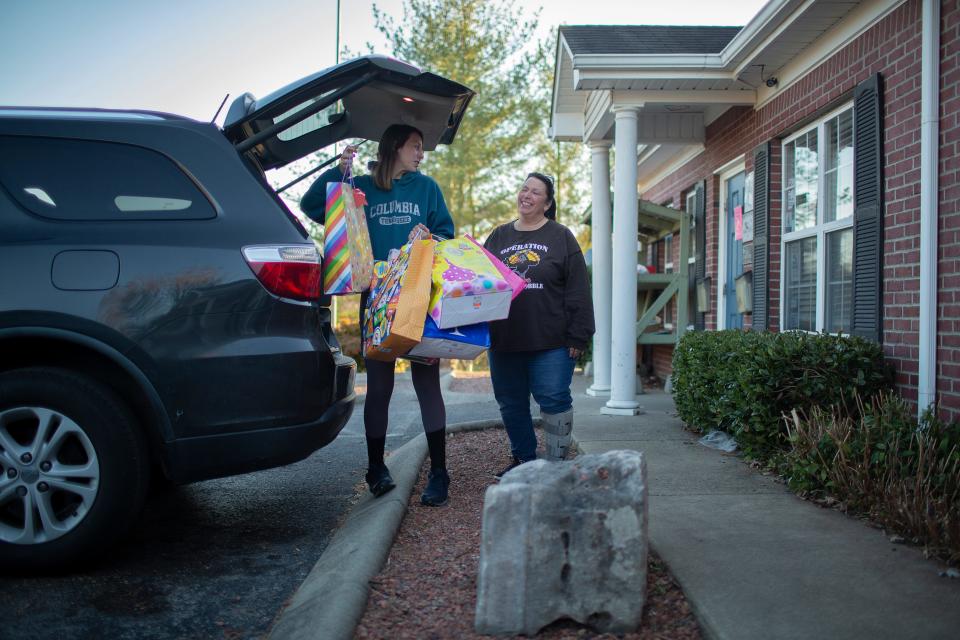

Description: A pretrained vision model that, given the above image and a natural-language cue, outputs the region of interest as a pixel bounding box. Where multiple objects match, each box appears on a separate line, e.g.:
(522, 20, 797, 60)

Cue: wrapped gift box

(428, 237, 513, 329)
(407, 316, 489, 360)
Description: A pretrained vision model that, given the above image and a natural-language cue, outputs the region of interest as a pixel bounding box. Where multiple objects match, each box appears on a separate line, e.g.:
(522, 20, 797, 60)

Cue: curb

(267, 418, 511, 640)
(267, 432, 426, 640)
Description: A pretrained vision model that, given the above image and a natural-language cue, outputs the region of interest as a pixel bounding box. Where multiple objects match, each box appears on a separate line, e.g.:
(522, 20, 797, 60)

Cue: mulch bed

(354, 427, 702, 640)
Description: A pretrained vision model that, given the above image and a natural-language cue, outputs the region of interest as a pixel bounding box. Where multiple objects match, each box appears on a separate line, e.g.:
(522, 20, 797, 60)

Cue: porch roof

(582, 199, 682, 239)
(550, 0, 867, 191)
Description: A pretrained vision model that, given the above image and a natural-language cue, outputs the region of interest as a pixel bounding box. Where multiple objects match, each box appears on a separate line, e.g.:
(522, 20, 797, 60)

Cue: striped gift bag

(322, 175, 373, 295)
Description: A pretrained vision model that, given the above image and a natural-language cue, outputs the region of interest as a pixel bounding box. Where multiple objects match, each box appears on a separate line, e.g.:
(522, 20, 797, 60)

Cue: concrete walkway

(572, 375, 960, 640)
(271, 371, 960, 640)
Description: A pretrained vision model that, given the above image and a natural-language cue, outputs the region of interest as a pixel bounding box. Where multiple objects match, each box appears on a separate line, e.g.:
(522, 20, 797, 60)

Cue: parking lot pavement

(0, 370, 501, 640)
(0, 435, 367, 640)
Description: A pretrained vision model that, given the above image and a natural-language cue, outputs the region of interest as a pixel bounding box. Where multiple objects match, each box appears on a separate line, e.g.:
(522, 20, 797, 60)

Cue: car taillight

(242, 245, 321, 301)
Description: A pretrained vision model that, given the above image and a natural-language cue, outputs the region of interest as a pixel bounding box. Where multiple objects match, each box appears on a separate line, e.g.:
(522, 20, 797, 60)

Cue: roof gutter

(572, 53, 725, 69)
(549, 31, 565, 131)
(717, 0, 804, 63)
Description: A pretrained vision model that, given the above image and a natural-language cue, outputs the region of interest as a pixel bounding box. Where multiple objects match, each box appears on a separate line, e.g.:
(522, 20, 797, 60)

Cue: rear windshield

(0, 135, 216, 221)
(273, 92, 343, 142)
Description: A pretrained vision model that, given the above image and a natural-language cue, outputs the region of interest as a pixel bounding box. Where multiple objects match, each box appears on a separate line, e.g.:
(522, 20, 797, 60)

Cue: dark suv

(0, 55, 473, 571)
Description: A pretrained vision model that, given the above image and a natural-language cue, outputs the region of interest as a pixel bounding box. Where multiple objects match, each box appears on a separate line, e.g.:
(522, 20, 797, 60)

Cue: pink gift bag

(464, 234, 526, 301)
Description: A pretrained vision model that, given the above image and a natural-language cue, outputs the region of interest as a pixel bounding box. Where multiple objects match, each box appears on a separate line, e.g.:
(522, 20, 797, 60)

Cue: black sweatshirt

(483, 219, 595, 352)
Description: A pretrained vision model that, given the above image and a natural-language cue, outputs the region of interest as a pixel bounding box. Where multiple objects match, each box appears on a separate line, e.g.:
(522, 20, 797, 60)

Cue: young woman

(301, 124, 453, 506)
(483, 172, 594, 476)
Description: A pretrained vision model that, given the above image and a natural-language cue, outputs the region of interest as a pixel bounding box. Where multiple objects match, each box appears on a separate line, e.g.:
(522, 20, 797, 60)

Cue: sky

(1, 0, 769, 122)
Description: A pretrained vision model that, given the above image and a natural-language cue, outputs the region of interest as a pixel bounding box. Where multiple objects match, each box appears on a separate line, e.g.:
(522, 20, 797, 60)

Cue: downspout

(918, 0, 940, 418)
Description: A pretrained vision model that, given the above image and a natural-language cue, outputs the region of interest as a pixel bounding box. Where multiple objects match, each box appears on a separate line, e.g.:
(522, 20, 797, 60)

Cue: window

(824, 109, 854, 223)
(825, 229, 853, 332)
(781, 105, 854, 333)
(274, 91, 344, 142)
(784, 236, 817, 331)
(0, 136, 216, 221)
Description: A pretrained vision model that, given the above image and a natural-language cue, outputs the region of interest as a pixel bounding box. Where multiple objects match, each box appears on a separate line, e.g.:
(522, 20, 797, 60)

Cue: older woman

(483, 172, 594, 476)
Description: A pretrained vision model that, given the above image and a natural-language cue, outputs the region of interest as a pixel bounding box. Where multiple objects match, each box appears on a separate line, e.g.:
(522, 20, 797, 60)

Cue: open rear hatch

(222, 55, 475, 171)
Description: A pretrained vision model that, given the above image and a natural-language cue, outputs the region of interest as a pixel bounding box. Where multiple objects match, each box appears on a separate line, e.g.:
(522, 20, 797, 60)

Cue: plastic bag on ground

(698, 430, 738, 453)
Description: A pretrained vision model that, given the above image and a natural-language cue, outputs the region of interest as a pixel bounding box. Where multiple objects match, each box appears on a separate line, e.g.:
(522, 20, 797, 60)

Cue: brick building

(550, 0, 959, 419)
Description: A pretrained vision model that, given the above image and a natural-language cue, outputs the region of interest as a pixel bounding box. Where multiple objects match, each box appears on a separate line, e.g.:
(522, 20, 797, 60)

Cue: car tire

(0, 367, 149, 573)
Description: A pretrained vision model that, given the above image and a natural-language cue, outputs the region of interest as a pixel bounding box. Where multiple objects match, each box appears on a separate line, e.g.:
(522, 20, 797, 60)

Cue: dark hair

(373, 124, 424, 191)
(526, 172, 557, 220)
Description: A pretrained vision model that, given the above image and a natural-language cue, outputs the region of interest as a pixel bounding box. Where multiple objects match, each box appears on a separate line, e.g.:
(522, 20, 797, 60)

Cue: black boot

(425, 428, 446, 471)
(495, 456, 522, 478)
(366, 435, 386, 469)
(420, 468, 449, 506)
(494, 455, 537, 479)
(365, 463, 396, 497)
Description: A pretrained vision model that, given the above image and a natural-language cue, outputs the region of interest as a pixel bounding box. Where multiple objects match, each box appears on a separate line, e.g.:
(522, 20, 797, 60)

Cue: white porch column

(587, 141, 612, 397)
(603, 106, 642, 416)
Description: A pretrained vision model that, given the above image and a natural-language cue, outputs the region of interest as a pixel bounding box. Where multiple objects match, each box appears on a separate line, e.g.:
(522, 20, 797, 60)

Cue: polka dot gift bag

(427, 236, 515, 329)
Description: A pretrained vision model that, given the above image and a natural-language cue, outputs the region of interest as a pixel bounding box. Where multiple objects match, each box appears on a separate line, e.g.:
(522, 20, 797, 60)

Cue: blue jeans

(488, 347, 576, 461)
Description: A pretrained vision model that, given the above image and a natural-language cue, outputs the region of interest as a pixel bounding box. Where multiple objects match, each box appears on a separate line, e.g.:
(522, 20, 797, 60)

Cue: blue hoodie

(301, 167, 455, 261)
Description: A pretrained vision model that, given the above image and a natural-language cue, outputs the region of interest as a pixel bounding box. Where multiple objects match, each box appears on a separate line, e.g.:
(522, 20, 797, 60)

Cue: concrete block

(475, 451, 648, 635)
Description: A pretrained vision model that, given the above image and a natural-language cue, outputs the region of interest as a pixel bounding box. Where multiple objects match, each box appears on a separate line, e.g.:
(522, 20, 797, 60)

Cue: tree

(528, 29, 590, 240)
(267, 151, 329, 242)
(372, 0, 544, 237)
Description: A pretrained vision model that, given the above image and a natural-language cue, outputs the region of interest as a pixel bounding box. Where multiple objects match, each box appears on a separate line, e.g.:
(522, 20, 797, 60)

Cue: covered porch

(550, 0, 867, 414)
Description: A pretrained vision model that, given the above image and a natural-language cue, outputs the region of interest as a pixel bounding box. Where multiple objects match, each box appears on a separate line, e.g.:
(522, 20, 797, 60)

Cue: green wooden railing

(635, 200, 690, 345)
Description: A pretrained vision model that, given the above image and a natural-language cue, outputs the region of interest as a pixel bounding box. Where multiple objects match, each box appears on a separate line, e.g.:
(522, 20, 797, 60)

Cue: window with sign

(781, 104, 854, 333)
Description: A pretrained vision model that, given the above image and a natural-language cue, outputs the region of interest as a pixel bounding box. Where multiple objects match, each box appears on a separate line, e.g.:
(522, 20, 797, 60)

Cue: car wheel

(0, 367, 149, 572)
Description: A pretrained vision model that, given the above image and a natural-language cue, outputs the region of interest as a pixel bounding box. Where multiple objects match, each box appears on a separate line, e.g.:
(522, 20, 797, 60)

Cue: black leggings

(360, 291, 446, 438)
(364, 358, 446, 438)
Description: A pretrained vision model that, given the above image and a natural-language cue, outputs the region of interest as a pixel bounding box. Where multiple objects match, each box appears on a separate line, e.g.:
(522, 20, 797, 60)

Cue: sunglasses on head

(528, 172, 555, 187)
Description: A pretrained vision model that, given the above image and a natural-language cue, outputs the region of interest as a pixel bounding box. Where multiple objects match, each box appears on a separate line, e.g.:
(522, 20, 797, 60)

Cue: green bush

(671, 330, 892, 459)
(332, 296, 365, 372)
(335, 319, 365, 372)
(784, 394, 960, 563)
(670, 330, 747, 434)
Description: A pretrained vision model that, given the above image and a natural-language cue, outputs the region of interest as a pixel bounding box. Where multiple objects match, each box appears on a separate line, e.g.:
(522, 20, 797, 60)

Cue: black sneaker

(420, 468, 449, 506)
(365, 464, 396, 497)
(494, 456, 522, 479)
